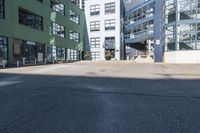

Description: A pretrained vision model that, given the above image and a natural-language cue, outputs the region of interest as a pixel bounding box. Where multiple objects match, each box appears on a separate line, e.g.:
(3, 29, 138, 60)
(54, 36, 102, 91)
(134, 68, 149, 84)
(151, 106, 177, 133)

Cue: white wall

(164, 51, 200, 64)
(85, 0, 123, 60)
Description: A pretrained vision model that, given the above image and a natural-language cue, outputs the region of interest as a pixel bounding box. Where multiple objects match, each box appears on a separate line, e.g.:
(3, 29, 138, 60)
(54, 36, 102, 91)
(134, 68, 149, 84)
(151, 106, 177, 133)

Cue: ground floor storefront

(0, 36, 81, 67)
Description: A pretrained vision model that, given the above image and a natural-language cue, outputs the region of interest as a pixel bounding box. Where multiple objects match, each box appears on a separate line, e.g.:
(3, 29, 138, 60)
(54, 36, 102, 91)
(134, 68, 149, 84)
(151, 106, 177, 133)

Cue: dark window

(19, 8, 43, 30)
(70, 0, 79, 6)
(51, 22, 65, 38)
(37, 0, 43, 3)
(105, 19, 115, 30)
(69, 10, 80, 24)
(50, 0, 65, 16)
(13, 39, 45, 64)
(0, 36, 8, 66)
(90, 21, 100, 31)
(70, 30, 80, 42)
(0, 0, 5, 18)
(104, 37, 115, 49)
(90, 4, 100, 16)
(56, 47, 65, 60)
(105, 2, 115, 14)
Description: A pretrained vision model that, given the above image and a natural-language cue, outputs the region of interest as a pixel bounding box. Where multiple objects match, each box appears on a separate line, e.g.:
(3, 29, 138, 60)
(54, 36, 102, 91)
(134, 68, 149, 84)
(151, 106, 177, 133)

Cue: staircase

(134, 55, 154, 63)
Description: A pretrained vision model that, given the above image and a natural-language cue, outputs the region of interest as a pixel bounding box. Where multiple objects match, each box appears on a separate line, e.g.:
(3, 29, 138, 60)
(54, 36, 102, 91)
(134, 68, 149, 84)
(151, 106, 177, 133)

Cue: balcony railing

(125, 28, 154, 40)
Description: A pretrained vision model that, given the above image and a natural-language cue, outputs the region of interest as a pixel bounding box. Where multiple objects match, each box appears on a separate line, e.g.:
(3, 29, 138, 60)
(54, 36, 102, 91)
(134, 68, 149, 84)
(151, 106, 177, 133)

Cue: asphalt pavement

(0, 61, 200, 133)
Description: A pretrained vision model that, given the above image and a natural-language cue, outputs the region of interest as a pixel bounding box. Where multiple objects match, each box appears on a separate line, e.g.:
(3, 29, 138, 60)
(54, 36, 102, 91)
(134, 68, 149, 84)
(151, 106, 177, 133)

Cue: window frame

(0, 0, 4, 19)
(90, 21, 100, 32)
(90, 37, 100, 48)
(105, 19, 115, 30)
(90, 4, 100, 16)
(105, 2, 115, 14)
(70, 30, 80, 42)
(50, 0, 65, 16)
(91, 51, 100, 60)
(19, 8, 43, 31)
(51, 21, 65, 38)
(69, 10, 80, 24)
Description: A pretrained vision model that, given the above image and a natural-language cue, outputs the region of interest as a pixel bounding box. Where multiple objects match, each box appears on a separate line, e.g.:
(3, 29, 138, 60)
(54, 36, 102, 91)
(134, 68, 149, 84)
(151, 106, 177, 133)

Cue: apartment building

(85, 0, 125, 61)
(0, 0, 84, 67)
(125, 0, 200, 63)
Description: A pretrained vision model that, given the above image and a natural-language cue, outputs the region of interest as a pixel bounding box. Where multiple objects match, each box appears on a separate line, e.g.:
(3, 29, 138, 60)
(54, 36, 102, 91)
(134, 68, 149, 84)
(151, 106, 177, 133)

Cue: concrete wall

(164, 51, 200, 64)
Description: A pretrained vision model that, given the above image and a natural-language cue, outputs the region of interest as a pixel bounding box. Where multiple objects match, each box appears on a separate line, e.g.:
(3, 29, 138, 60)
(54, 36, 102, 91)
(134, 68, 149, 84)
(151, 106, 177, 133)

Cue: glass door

(24, 41, 36, 64)
(0, 37, 8, 66)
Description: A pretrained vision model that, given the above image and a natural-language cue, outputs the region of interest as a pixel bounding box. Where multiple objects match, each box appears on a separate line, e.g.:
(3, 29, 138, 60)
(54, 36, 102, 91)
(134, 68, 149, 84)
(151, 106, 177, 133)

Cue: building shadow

(0, 73, 200, 133)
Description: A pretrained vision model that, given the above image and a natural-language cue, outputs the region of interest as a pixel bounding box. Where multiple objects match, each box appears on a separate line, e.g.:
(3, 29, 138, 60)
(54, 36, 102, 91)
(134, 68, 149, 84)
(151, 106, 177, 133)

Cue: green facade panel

(0, 0, 84, 66)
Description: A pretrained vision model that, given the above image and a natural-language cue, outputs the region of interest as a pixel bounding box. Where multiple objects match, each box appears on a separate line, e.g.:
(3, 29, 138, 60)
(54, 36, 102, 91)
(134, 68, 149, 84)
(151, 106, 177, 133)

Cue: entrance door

(0, 37, 8, 66)
(36, 43, 44, 64)
(24, 41, 36, 64)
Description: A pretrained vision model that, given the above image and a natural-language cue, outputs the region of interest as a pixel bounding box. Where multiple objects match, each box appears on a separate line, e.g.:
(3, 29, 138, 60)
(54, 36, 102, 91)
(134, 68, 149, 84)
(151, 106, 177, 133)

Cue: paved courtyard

(0, 61, 200, 133)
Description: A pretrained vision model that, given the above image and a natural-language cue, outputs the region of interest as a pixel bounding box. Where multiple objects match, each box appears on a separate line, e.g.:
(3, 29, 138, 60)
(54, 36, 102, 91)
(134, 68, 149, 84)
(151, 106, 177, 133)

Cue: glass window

(105, 2, 115, 14)
(91, 52, 100, 60)
(68, 49, 79, 61)
(51, 22, 65, 38)
(50, 0, 65, 16)
(37, 0, 43, 3)
(19, 8, 43, 30)
(0, 0, 4, 18)
(70, 0, 79, 6)
(104, 37, 115, 49)
(56, 47, 65, 61)
(90, 37, 100, 48)
(69, 10, 80, 24)
(70, 30, 80, 42)
(105, 19, 115, 30)
(47, 45, 53, 61)
(90, 4, 100, 16)
(90, 21, 100, 31)
(0, 36, 7, 66)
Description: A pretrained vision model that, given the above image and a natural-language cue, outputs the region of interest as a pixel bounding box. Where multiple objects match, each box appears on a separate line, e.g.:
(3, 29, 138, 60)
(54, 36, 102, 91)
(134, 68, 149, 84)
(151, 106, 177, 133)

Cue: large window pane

(51, 22, 65, 38)
(70, 30, 80, 42)
(19, 8, 43, 30)
(0, 0, 4, 18)
(90, 37, 100, 48)
(69, 10, 80, 24)
(105, 19, 115, 30)
(105, 2, 115, 14)
(50, 0, 65, 16)
(0, 36, 7, 66)
(90, 21, 100, 31)
(90, 4, 100, 16)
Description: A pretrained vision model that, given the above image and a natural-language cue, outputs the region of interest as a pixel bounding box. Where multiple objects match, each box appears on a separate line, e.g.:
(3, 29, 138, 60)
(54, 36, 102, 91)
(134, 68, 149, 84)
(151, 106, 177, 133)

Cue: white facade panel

(85, 0, 124, 60)
(164, 51, 200, 64)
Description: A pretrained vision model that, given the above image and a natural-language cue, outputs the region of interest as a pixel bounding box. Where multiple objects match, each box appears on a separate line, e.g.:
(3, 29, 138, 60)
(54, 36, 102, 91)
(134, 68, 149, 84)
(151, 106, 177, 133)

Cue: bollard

(35, 58, 37, 65)
(45, 58, 47, 64)
(17, 60, 19, 67)
(53, 59, 54, 64)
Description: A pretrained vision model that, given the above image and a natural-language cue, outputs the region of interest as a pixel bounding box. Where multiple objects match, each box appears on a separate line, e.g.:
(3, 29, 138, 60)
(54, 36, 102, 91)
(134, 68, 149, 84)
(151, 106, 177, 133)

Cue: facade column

(175, 0, 180, 50)
(154, 0, 164, 62)
(8, 37, 13, 67)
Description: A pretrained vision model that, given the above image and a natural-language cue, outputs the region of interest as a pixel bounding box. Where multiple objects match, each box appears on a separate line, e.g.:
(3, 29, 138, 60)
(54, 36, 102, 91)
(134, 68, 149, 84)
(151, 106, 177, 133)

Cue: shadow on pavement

(0, 73, 200, 133)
